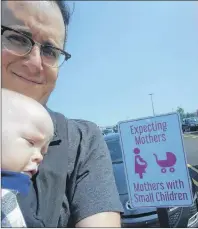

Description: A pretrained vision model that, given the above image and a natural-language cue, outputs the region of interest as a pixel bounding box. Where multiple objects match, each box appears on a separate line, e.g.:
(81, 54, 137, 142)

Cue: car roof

(104, 133, 120, 141)
(186, 117, 197, 121)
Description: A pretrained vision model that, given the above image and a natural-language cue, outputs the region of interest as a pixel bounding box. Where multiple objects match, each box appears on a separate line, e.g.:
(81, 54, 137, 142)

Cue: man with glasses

(2, 1, 123, 227)
(2, 25, 71, 68)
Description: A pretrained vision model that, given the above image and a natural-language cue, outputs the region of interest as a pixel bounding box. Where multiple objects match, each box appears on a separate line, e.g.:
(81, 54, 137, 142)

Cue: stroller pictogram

(153, 152, 177, 173)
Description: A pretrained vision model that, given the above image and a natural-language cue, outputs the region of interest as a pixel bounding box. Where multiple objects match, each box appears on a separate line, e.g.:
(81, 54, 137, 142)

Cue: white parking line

(184, 131, 198, 135)
(184, 134, 198, 139)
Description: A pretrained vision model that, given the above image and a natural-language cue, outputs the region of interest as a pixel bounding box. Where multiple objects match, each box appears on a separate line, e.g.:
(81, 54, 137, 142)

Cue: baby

(1, 88, 54, 227)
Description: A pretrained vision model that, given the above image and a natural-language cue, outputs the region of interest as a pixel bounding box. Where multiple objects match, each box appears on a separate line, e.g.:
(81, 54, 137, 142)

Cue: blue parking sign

(118, 113, 193, 208)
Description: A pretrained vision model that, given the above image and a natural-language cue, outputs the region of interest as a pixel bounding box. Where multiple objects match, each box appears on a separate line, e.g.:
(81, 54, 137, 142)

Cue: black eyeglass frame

(1, 25, 71, 67)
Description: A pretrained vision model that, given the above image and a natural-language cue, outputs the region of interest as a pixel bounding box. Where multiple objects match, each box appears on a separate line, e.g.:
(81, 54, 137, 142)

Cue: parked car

(182, 120, 189, 133)
(104, 133, 198, 228)
(102, 128, 114, 135)
(113, 125, 118, 133)
(182, 118, 198, 132)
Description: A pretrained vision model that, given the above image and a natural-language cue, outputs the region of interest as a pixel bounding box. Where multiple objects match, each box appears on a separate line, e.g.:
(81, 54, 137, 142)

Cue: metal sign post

(157, 208, 170, 228)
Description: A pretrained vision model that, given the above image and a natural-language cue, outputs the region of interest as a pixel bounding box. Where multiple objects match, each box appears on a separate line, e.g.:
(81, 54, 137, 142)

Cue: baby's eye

(24, 138, 34, 146)
(28, 140, 34, 146)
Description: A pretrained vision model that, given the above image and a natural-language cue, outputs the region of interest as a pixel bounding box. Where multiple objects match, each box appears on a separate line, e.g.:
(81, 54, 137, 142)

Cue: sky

(47, 1, 198, 127)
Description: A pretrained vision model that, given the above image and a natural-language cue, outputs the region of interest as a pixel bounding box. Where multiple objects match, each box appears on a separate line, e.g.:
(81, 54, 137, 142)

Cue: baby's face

(2, 89, 54, 177)
(3, 122, 51, 177)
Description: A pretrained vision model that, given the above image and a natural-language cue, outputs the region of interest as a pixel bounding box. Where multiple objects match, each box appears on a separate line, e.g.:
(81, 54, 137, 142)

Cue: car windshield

(106, 139, 122, 163)
(190, 118, 198, 123)
(103, 129, 113, 134)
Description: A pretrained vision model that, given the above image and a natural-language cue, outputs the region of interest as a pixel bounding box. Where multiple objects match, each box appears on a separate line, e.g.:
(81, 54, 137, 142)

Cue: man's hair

(55, 1, 70, 26)
(55, 1, 70, 44)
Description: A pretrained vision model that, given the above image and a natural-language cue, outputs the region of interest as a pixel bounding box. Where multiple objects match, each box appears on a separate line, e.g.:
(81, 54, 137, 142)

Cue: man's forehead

(2, 1, 55, 18)
(2, 1, 23, 26)
(2, 1, 65, 47)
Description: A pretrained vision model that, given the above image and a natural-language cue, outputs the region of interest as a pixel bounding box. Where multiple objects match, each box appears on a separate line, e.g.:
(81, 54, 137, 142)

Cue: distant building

(99, 125, 114, 131)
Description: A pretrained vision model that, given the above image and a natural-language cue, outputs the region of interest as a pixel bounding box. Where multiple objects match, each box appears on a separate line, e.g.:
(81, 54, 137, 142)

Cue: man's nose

(24, 45, 44, 73)
(31, 150, 43, 164)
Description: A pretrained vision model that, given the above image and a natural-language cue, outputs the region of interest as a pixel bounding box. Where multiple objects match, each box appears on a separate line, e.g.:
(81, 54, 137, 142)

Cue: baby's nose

(31, 150, 43, 164)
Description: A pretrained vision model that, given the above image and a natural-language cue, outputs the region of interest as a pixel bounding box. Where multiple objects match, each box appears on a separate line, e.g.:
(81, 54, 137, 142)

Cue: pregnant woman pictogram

(134, 147, 148, 179)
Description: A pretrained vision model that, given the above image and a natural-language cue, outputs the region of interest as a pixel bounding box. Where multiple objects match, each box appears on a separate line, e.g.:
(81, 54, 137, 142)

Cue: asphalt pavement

(183, 132, 198, 166)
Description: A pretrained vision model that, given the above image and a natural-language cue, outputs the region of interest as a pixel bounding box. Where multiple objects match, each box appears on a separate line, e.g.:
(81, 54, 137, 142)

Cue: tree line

(176, 107, 197, 120)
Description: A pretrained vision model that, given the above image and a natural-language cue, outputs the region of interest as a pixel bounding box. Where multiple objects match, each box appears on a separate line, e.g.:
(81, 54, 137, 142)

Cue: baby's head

(2, 89, 54, 177)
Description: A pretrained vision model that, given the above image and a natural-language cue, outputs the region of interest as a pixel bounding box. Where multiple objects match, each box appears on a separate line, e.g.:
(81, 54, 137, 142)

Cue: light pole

(149, 93, 155, 116)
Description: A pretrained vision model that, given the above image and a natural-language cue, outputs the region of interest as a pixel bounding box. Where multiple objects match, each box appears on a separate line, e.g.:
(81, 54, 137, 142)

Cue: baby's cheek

(15, 139, 34, 171)
(2, 142, 32, 172)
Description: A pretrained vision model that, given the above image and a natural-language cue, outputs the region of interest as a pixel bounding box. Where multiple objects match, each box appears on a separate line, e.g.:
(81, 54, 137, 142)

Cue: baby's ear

(41, 144, 49, 155)
(43, 138, 52, 154)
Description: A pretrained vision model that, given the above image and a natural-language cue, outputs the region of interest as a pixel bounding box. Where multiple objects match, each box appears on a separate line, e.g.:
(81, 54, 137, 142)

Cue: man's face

(1, 1, 65, 104)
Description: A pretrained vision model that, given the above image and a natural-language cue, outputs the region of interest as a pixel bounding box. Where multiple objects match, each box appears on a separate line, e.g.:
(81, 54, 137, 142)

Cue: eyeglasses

(1, 25, 71, 68)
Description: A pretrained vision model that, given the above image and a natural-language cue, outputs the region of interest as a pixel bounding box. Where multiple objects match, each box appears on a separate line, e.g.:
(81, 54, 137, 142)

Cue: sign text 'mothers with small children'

(118, 113, 193, 208)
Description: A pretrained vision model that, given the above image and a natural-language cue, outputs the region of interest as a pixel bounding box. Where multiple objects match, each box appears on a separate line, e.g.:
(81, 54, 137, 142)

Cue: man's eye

(6, 34, 29, 46)
(42, 46, 58, 58)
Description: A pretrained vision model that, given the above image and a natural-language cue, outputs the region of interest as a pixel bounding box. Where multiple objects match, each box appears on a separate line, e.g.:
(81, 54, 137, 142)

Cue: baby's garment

(1, 189, 26, 227)
(1, 171, 31, 228)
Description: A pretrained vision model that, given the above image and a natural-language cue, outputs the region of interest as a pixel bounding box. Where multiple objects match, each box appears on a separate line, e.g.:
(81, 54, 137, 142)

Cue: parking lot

(183, 132, 198, 166)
